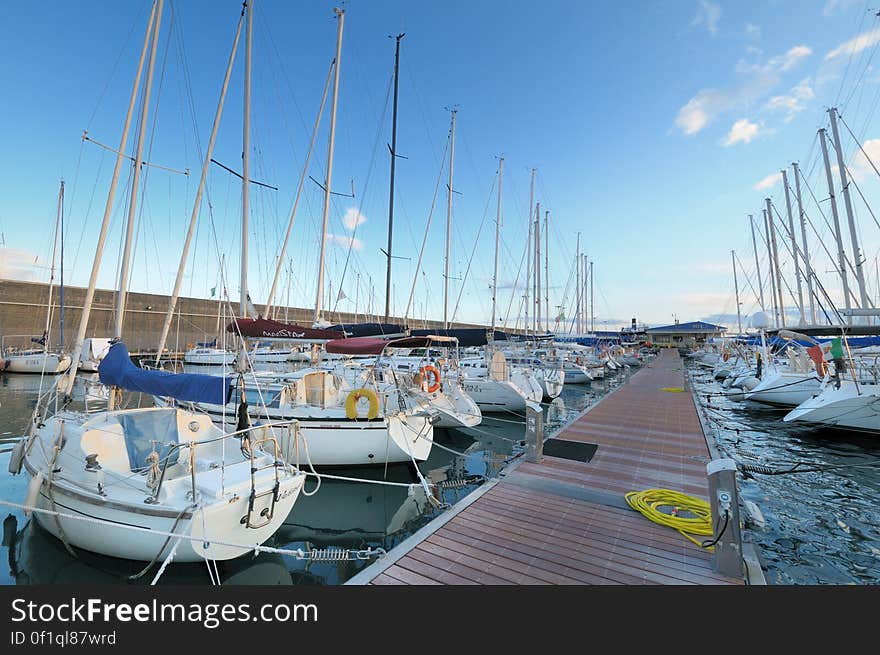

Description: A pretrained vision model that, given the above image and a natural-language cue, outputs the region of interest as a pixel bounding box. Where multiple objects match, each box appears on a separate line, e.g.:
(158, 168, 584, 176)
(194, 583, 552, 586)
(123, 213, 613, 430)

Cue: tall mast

(491, 156, 503, 332)
(114, 0, 164, 339)
(59, 180, 65, 350)
(766, 197, 786, 327)
(749, 214, 765, 312)
(829, 107, 871, 318)
(534, 202, 541, 334)
(732, 250, 742, 335)
(315, 7, 345, 325)
(240, 0, 253, 320)
(443, 107, 457, 329)
(155, 8, 244, 362)
(45, 181, 64, 351)
(525, 168, 535, 335)
(781, 169, 805, 325)
(574, 233, 580, 334)
(792, 163, 816, 324)
(384, 33, 405, 323)
(61, 1, 158, 397)
(582, 254, 588, 335)
(819, 127, 852, 322)
(590, 260, 594, 334)
(544, 209, 549, 334)
(263, 60, 333, 318)
(763, 209, 779, 327)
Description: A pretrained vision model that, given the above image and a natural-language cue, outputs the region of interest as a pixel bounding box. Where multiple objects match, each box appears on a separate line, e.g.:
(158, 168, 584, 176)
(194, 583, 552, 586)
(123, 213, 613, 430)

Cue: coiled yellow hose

(625, 489, 715, 548)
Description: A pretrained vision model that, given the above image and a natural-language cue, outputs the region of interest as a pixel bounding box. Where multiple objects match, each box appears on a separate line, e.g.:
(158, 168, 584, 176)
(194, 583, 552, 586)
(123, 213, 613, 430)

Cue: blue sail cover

(98, 342, 232, 404)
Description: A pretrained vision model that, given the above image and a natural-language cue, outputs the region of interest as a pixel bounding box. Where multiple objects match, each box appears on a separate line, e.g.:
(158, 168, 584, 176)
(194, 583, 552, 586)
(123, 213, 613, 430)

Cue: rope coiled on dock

(624, 489, 715, 549)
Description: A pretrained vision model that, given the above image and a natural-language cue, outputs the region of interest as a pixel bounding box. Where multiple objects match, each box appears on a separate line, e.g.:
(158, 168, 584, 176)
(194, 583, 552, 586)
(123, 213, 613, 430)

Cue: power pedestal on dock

(707, 458, 744, 579)
(525, 403, 544, 463)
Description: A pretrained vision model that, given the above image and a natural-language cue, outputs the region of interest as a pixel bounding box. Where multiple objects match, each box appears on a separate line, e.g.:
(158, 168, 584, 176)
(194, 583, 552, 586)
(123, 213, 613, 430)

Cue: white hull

(783, 381, 880, 433)
(536, 368, 564, 399)
(745, 370, 822, 407)
(450, 375, 531, 412)
(2, 352, 71, 374)
(184, 349, 234, 366)
(182, 402, 434, 466)
(20, 409, 305, 562)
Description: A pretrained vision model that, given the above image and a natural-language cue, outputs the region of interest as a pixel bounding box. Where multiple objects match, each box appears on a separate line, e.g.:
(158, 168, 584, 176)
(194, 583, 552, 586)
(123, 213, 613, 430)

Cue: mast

(525, 168, 535, 335)
(240, 0, 253, 321)
(534, 202, 541, 334)
(574, 233, 580, 334)
(61, 1, 158, 397)
(766, 197, 786, 327)
(155, 8, 243, 363)
(491, 156, 503, 332)
(749, 214, 765, 312)
(114, 0, 163, 339)
(590, 260, 594, 334)
(384, 33, 405, 323)
(59, 179, 65, 350)
(732, 250, 742, 335)
(544, 209, 549, 334)
(582, 254, 588, 335)
(315, 7, 345, 325)
(819, 127, 853, 322)
(792, 163, 816, 324)
(443, 107, 456, 330)
(45, 181, 64, 352)
(781, 169, 805, 325)
(763, 209, 779, 327)
(829, 107, 871, 318)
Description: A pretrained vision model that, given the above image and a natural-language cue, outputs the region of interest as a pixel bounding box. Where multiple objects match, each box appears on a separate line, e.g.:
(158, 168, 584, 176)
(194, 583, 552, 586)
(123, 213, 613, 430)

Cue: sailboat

(2, 181, 72, 375)
(9, 0, 305, 562)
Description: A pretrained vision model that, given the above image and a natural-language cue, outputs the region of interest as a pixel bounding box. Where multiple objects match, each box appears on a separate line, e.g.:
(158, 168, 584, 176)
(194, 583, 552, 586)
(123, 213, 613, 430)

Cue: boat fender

(345, 388, 380, 420)
(24, 471, 44, 516)
(420, 365, 441, 393)
(8, 439, 25, 475)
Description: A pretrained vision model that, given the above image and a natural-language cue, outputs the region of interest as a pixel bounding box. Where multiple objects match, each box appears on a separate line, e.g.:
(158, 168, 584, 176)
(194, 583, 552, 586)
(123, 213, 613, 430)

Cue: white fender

(24, 471, 44, 516)
(7, 440, 25, 475)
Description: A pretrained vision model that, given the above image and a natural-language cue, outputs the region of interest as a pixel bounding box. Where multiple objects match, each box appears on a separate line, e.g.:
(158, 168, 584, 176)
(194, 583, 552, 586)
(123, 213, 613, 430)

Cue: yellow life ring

(345, 387, 380, 420)
(420, 365, 441, 393)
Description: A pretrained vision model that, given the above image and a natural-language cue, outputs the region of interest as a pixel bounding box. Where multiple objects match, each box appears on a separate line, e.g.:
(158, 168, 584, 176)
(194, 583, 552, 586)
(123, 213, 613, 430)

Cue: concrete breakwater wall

(0, 279, 483, 353)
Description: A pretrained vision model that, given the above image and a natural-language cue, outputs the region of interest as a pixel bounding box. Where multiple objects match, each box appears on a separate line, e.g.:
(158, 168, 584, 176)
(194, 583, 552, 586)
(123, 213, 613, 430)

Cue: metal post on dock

(525, 402, 544, 463)
(706, 458, 744, 578)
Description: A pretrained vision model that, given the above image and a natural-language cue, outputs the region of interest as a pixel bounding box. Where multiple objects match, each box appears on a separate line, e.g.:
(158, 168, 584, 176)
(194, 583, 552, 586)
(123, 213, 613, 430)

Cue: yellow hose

(660, 387, 685, 393)
(624, 489, 714, 549)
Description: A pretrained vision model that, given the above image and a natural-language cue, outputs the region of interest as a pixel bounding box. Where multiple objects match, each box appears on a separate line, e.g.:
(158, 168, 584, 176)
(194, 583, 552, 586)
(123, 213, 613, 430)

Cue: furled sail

(98, 342, 232, 404)
(227, 318, 345, 342)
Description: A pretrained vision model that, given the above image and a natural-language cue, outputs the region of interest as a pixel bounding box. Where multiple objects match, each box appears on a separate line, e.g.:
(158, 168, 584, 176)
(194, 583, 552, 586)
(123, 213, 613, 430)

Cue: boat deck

(346, 349, 745, 585)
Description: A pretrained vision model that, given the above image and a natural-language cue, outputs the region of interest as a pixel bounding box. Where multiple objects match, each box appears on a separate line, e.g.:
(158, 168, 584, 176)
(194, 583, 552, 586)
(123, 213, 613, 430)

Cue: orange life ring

(420, 365, 441, 393)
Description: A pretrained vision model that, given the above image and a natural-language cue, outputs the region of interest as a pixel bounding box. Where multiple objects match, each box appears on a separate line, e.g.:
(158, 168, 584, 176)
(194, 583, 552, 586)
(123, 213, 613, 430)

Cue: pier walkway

(346, 349, 745, 585)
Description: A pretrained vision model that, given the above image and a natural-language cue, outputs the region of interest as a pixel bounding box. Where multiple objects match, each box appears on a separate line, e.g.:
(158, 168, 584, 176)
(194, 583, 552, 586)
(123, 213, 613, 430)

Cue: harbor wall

(0, 279, 487, 353)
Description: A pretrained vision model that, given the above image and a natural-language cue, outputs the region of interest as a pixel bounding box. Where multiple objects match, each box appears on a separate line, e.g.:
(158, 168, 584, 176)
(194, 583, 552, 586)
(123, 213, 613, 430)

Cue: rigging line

(838, 111, 880, 187)
(450, 170, 498, 324)
(834, 1, 872, 107)
(841, 8, 880, 111)
(330, 68, 395, 317)
(403, 129, 451, 324)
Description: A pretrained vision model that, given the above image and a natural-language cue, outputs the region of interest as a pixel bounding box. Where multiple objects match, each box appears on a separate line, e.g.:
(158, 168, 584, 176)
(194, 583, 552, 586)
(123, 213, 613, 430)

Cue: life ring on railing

(345, 388, 380, 420)
(420, 365, 442, 393)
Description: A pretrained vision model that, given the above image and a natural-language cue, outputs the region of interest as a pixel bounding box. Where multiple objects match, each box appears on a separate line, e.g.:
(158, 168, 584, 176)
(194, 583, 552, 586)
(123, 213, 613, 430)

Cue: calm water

(0, 365, 623, 586)
(688, 363, 880, 585)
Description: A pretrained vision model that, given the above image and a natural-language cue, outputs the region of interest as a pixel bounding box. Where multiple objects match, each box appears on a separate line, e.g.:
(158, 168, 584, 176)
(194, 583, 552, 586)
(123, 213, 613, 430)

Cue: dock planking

(347, 349, 744, 586)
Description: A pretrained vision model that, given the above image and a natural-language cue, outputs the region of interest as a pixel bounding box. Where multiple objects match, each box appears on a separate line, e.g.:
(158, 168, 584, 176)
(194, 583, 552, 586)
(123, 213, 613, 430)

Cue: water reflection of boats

(3, 514, 292, 585)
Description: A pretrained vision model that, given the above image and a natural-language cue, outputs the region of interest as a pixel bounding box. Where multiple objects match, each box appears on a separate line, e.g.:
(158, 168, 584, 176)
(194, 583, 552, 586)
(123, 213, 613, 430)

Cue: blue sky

(3, 0, 880, 332)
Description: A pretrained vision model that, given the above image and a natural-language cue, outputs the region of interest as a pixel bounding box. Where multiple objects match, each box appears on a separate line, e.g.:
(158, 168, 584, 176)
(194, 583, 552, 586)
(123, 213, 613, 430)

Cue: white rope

(150, 535, 183, 586)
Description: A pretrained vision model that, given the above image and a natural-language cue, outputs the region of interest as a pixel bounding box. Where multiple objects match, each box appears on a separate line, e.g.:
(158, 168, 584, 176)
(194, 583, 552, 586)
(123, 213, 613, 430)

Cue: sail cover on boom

(98, 342, 232, 404)
(227, 318, 345, 342)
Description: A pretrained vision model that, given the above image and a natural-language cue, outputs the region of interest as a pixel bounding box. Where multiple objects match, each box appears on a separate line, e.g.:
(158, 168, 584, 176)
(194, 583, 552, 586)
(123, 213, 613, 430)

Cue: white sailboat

(10, 0, 305, 562)
(2, 181, 71, 375)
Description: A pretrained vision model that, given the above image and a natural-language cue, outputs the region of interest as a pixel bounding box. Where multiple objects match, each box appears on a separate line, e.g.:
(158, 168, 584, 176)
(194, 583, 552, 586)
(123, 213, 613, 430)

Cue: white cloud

(327, 234, 363, 250)
(676, 94, 712, 134)
(745, 23, 761, 39)
(0, 248, 43, 282)
(754, 172, 783, 190)
(823, 0, 862, 17)
(674, 45, 810, 136)
(853, 138, 880, 176)
(723, 118, 761, 146)
(692, 1, 721, 36)
(765, 78, 814, 121)
(342, 207, 366, 231)
(826, 27, 880, 60)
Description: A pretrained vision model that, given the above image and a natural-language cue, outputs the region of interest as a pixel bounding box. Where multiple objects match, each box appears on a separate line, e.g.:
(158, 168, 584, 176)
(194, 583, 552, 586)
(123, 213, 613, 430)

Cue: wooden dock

(346, 349, 749, 585)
